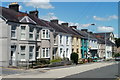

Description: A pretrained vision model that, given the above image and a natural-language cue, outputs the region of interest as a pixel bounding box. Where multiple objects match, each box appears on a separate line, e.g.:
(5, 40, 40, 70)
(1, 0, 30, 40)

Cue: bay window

(11, 25, 16, 38)
(36, 29, 40, 40)
(42, 29, 50, 39)
(29, 46, 34, 59)
(60, 35, 62, 44)
(21, 26, 26, 40)
(29, 27, 34, 40)
(66, 36, 68, 44)
(36, 46, 40, 58)
(42, 48, 50, 58)
(20, 46, 26, 60)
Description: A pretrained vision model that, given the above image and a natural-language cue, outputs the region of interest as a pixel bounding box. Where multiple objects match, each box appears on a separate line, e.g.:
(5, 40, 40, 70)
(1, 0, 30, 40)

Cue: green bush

(37, 58, 50, 64)
(50, 59, 62, 63)
(114, 53, 120, 57)
(70, 52, 78, 64)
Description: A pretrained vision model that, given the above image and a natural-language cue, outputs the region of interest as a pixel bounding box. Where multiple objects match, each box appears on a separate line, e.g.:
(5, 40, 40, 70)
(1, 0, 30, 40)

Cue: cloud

(24, 0, 54, 9)
(93, 15, 118, 21)
(40, 12, 58, 21)
(81, 24, 93, 27)
(114, 34, 118, 38)
(97, 26, 114, 32)
(40, 12, 94, 30)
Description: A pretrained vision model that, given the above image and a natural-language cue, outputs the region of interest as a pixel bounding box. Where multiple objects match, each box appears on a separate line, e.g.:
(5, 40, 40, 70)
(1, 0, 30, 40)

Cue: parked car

(115, 57, 120, 61)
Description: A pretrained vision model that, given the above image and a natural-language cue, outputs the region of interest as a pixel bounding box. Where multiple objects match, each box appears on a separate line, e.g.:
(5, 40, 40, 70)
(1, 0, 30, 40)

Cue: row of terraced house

(0, 3, 116, 67)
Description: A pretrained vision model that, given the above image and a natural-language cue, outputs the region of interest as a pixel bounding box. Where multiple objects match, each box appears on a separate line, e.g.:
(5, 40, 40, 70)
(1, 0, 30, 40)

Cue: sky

(1, 1, 119, 38)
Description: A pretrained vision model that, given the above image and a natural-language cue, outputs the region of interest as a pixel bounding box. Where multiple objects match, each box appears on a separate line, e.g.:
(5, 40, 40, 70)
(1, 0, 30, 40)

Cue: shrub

(70, 52, 78, 64)
(50, 59, 62, 63)
(37, 58, 50, 64)
(114, 53, 120, 57)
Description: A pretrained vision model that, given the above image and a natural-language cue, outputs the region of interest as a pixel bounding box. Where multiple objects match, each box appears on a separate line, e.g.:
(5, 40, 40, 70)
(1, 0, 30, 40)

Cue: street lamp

(87, 23, 96, 59)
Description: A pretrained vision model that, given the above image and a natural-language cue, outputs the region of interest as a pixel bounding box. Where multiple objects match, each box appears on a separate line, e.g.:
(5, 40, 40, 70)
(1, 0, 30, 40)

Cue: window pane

(21, 46, 26, 59)
(29, 27, 34, 32)
(21, 26, 26, 30)
(29, 34, 33, 39)
(29, 46, 34, 52)
(60, 48, 62, 54)
(46, 30, 49, 38)
(42, 30, 45, 38)
(46, 48, 49, 57)
(21, 33, 25, 39)
(36, 47, 39, 57)
(42, 48, 45, 57)
(29, 46, 34, 59)
(21, 46, 25, 52)
(11, 31, 15, 37)
(11, 26, 16, 30)
(37, 34, 39, 39)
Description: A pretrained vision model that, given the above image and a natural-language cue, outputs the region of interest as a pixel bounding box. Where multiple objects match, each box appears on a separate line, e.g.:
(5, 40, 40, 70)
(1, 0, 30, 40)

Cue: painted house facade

(0, 3, 116, 67)
(0, 3, 55, 67)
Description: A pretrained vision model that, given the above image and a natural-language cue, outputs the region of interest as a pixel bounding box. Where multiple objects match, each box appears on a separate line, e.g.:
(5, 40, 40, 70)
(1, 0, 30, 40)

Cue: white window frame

(36, 29, 40, 40)
(20, 26, 26, 40)
(66, 36, 69, 45)
(60, 48, 63, 55)
(36, 46, 40, 58)
(29, 27, 34, 40)
(20, 46, 26, 61)
(66, 48, 69, 57)
(41, 29, 50, 39)
(60, 35, 63, 44)
(41, 48, 50, 58)
(29, 46, 34, 59)
(11, 25, 16, 39)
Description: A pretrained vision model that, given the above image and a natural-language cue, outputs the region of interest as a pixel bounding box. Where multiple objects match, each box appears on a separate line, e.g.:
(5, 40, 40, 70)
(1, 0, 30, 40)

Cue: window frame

(20, 26, 26, 40)
(20, 46, 26, 60)
(29, 46, 34, 59)
(41, 29, 50, 39)
(11, 25, 16, 38)
(29, 27, 34, 40)
(41, 48, 50, 58)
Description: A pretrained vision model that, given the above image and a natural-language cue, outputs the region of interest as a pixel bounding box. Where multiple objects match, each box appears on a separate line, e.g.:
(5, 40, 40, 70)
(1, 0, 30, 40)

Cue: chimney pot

(50, 19, 59, 24)
(9, 2, 19, 12)
(81, 29, 88, 32)
(61, 23, 68, 27)
(29, 10, 39, 18)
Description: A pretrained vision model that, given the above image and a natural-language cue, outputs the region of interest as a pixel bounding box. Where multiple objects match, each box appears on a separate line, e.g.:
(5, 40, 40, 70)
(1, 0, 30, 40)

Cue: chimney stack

(50, 19, 59, 24)
(70, 26, 77, 29)
(81, 29, 88, 32)
(9, 2, 19, 12)
(29, 10, 39, 18)
(61, 23, 68, 27)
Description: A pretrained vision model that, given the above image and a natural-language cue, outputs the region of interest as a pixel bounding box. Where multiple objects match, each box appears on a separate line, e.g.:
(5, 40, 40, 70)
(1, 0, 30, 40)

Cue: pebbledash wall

(0, 18, 10, 67)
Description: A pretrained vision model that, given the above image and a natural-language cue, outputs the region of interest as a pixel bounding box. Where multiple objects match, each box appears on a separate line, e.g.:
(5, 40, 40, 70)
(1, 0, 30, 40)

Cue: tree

(115, 38, 120, 48)
(70, 52, 78, 65)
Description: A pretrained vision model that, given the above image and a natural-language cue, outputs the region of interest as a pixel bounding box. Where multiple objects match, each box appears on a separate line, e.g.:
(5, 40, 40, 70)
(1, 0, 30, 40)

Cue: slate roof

(94, 32, 113, 39)
(0, 6, 82, 36)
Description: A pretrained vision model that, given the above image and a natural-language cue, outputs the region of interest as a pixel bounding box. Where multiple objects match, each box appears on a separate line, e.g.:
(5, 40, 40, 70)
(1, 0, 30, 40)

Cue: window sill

(11, 38, 17, 40)
(41, 38, 50, 40)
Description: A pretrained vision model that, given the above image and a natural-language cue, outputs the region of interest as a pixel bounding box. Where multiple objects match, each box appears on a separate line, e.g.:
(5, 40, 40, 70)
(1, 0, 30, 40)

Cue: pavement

(2, 61, 118, 78)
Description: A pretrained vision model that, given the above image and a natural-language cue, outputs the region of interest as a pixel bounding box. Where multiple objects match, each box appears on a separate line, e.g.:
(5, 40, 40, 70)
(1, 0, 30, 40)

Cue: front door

(11, 46, 16, 66)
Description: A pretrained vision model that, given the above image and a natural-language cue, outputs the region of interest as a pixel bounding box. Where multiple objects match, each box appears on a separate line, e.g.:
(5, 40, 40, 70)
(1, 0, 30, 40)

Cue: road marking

(0, 67, 23, 71)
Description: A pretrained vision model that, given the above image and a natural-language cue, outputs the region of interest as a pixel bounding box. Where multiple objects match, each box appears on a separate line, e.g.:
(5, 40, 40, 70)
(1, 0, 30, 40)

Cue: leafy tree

(70, 52, 78, 65)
